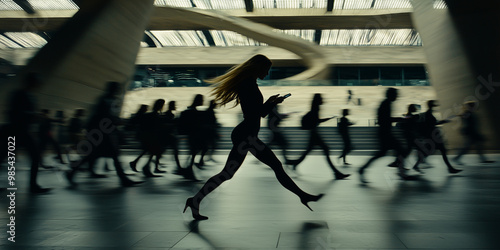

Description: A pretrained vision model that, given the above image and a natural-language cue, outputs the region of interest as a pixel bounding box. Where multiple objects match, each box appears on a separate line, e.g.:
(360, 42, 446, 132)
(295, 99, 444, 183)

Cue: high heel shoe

(129, 161, 138, 172)
(300, 193, 324, 211)
(334, 173, 350, 180)
(183, 197, 208, 220)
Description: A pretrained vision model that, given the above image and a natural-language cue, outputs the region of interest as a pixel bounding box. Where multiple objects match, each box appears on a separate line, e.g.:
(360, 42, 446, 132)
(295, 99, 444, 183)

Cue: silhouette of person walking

(179, 94, 207, 180)
(347, 90, 354, 104)
(1, 73, 50, 193)
(161, 100, 183, 172)
(286, 94, 350, 179)
(412, 100, 462, 173)
(267, 104, 290, 162)
(387, 104, 419, 168)
(66, 81, 142, 187)
(128, 104, 149, 172)
(358, 88, 410, 183)
(137, 99, 167, 177)
(184, 55, 323, 220)
(338, 109, 355, 165)
(453, 101, 494, 164)
(202, 100, 220, 164)
(67, 108, 85, 161)
(38, 109, 66, 167)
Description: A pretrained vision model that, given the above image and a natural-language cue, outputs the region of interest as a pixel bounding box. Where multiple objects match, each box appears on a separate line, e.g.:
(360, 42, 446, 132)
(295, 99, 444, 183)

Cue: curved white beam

(156, 6, 330, 80)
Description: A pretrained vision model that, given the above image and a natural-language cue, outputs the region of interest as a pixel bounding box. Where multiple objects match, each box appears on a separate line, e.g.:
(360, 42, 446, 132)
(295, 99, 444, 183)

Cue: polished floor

(1, 152, 500, 249)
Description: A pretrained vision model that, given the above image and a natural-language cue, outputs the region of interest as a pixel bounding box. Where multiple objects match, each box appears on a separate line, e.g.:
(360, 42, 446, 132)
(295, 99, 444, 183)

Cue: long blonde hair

(206, 54, 272, 107)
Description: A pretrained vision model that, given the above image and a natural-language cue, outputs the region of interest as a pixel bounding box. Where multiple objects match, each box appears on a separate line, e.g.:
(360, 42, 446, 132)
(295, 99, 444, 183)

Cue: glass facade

(130, 65, 429, 89)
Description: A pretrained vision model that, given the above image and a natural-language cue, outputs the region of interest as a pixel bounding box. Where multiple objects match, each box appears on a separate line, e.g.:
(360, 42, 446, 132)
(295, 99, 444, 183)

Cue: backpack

(300, 112, 315, 130)
(415, 112, 428, 137)
(177, 109, 194, 135)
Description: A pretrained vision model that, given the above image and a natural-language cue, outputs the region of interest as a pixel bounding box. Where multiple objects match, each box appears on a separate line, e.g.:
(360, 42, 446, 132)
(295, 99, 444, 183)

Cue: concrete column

(445, 0, 500, 150)
(411, 0, 498, 150)
(0, 0, 155, 121)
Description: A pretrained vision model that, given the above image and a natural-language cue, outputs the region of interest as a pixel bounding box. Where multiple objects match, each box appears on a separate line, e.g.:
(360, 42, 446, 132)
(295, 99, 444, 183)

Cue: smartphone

(281, 93, 292, 99)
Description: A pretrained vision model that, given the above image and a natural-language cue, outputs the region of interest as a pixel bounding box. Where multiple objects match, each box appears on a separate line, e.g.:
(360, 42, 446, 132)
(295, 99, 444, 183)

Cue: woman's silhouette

(181, 94, 208, 180)
(184, 54, 323, 220)
(286, 94, 350, 179)
(161, 101, 183, 173)
(138, 99, 167, 177)
(337, 109, 354, 165)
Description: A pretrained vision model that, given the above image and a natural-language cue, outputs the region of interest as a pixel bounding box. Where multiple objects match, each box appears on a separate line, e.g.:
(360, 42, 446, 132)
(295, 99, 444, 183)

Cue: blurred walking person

(337, 109, 355, 165)
(38, 109, 66, 168)
(66, 81, 142, 187)
(411, 100, 462, 174)
(453, 101, 494, 164)
(358, 88, 410, 183)
(267, 104, 291, 162)
(1, 73, 50, 193)
(178, 94, 207, 180)
(286, 94, 350, 179)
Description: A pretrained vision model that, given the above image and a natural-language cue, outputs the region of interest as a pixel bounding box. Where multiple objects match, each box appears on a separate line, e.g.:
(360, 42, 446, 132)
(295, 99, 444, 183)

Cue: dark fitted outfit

(338, 116, 354, 162)
(191, 78, 312, 205)
(288, 107, 344, 176)
(267, 106, 289, 161)
(359, 99, 407, 173)
(68, 93, 129, 182)
(3, 90, 42, 190)
(455, 111, 488, 162)
(411, 109, 456, 172)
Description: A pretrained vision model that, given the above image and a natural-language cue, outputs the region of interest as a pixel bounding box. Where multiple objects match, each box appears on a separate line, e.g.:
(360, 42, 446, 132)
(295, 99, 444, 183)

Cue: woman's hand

(267, 94, 285, 104)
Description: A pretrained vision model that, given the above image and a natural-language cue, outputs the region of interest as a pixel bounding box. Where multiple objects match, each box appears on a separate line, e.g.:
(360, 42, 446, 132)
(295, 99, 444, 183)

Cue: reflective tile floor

(1, 152, 500, 249)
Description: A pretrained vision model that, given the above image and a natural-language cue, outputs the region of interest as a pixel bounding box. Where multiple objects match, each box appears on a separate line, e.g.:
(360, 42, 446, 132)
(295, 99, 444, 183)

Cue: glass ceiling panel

(254, 0, 327, 9)
(151, 30, 209, 47)
(0, 0, 24, 10)
(154, 0, 193, 8)
(433, 0, 447, 9)
(0, 0, 79, 10)
(28, 0, 79, 10)
(333, 0, 411, 9)
(0, 35, 23, 48)
(3, 32, 47, 47)
(192, 0, 246, 10)
(320, 29, 421, 46)
(274, 29, 315, 42)
(210, 30, 267, 46)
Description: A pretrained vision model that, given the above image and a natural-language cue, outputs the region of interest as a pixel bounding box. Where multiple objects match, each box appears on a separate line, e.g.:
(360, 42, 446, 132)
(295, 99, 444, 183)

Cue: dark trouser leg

(24, 134, 42, 188)
(473, 137, 487, 162)
(359, 149, 387, 173)
(315, 136, 343, 175)
(455, 136, 472, 161)
(168, 137, 182, 169)
(155, 154, 161, 171)
(132, 150, 146, 164)
(360, 135, 391, 173)
(143, 154, 153, 173)
(290, 131, 316, 165)
(111, 153, 127, 180)
(412, 142, 428, 170)
(339, 135, 352, 162)
(49, 136, 64, 163)
(436, 142, 454, 169)
(198, 148, 208, 166)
